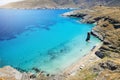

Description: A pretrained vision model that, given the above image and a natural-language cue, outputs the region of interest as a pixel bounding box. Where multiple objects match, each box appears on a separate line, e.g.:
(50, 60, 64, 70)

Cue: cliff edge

(63, 6, 120, 80)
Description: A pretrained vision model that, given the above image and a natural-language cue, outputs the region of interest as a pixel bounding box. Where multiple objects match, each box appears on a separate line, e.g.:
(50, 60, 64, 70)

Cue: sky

(0, 0, 23, 6)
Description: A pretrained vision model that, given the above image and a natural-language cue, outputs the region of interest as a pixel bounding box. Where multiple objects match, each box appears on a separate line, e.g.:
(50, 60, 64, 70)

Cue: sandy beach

(62, 42, 103, 76)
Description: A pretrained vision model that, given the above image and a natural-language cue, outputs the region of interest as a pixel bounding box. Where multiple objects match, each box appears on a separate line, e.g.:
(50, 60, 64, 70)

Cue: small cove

(0, 9, 101, 74)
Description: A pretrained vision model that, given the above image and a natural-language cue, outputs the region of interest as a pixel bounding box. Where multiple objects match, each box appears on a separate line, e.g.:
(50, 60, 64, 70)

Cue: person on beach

(86, 32, 91, 42)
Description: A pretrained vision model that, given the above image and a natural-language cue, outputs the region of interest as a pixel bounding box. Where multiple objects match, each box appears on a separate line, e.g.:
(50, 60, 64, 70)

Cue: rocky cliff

(63, 6, 120, 80)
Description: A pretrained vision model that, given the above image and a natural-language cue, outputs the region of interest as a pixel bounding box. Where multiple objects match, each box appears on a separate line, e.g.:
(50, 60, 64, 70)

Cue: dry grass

(66, 57, 120, 80)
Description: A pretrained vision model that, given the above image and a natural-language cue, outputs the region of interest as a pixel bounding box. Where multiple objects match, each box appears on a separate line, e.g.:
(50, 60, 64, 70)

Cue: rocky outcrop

(93, 60, 120, 72)
(63, 6, 120, 80)
(0, 66, 40, 80)
(0, 66, 22, 80)
(63, 11, 87, 18)
(99, 61, 119, 71)
(0, 66, 66, 80)
(92, 59, 120, 80)
(64, 6, 120, 58)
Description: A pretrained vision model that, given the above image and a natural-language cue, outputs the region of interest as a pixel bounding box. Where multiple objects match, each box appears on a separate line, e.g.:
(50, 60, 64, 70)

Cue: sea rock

(32, 67, 40, 73)
(86, 32, 91, 42)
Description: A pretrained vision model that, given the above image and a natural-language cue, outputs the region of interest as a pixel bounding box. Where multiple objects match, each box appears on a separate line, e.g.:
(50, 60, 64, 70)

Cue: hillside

(0, 0, 120, 9)
(63, 6, 120, 80)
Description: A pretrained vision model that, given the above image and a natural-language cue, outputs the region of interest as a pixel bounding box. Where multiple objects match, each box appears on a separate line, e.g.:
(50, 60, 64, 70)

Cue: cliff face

(1, 0, 120, 9)
(63, 6, 120, 58)
(63, 6, 120, 80)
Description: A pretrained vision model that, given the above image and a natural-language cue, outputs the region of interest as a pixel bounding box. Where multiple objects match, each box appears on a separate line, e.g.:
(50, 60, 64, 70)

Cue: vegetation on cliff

(63, 6, 120, 80)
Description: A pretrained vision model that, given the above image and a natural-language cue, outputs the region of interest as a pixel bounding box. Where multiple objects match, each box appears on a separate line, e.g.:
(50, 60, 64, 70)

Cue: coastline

(0, 6, 120, 80)
(0, 8, 101, 80)
(62, 42, 102, 76)
(0, 41, 102, 80)
(62, 6, 120, 80)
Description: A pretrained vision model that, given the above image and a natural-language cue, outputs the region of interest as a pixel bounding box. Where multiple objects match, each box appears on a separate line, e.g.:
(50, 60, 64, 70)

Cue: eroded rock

(0, 66, 22, 80)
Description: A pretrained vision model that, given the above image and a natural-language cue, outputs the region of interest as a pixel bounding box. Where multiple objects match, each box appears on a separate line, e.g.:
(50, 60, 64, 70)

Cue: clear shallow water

(0, 9, 100, 74)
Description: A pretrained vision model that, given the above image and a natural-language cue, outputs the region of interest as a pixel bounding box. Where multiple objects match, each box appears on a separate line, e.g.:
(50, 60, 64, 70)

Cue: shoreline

(0, 9, 103, 80)
(1, 6, 120, 80)
(0, 43, 102, 80)
(62, 42, 102, 76)
(61, 6, 120, 80)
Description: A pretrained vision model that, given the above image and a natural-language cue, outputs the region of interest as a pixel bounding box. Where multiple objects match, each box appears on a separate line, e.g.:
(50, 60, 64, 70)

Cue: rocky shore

(0, 43, 102, 80)
(63, 6, 120, 58)
(0, 66, 67, 80)
(63, 6, 120, 80)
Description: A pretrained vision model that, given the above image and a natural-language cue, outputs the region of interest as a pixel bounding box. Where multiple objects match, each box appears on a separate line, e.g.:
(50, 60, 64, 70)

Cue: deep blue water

(0, 9, 100, 74)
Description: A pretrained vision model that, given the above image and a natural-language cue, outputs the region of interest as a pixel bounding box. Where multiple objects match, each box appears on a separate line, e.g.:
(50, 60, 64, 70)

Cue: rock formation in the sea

(86, 32, 91, 42)
(1, 0, 120, 9)
(63, 6, 120, 80)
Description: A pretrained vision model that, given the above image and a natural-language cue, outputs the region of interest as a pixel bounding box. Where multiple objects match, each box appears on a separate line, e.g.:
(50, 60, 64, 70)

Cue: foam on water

(0, 9, 101, 74)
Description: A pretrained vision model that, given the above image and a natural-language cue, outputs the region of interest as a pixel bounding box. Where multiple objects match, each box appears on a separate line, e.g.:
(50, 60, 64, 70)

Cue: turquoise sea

(0, 9, 100, 74)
